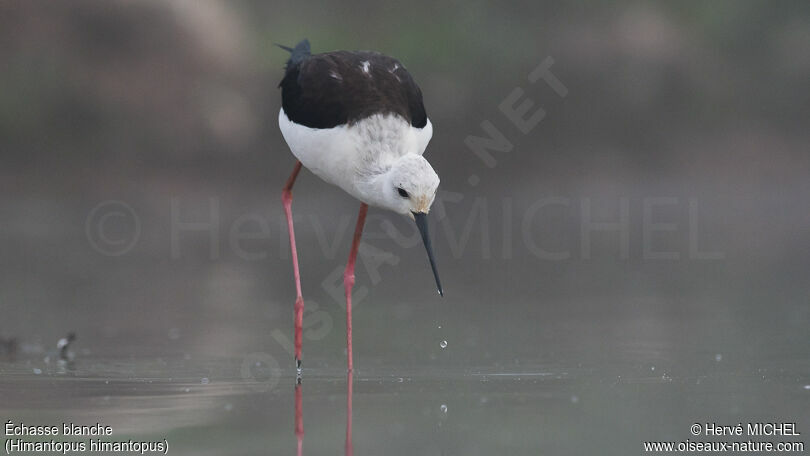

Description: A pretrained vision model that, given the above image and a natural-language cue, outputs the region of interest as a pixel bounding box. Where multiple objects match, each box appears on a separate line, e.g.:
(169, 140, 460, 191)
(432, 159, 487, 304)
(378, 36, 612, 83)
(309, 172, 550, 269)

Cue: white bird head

(380, 154, 443, 296)
(382, 154, 440, 216)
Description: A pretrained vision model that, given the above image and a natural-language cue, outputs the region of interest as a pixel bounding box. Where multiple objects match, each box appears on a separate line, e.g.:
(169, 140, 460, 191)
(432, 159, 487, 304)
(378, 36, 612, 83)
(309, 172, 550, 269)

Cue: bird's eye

(397, 187, 409, 198)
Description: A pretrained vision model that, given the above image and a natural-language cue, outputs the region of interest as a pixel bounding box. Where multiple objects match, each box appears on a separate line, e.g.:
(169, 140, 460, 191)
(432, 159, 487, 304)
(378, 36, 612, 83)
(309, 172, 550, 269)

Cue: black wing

(280, 49, 428, 129)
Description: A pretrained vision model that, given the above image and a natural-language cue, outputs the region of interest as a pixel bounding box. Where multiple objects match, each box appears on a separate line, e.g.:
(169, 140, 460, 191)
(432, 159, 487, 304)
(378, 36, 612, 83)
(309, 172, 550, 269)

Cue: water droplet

(803, 385, 810, 390)
(651, 366, 655, 371)
(439, 340, 448, 349)
(32, 368, 42, 375)
(570, 395, 579, 404)
(440, 404, 448, 413)
(201, 377, 210, 385)
(715, 353, 723, 362)
(437, 325, 442, 329)
(224, 403, 233, 412)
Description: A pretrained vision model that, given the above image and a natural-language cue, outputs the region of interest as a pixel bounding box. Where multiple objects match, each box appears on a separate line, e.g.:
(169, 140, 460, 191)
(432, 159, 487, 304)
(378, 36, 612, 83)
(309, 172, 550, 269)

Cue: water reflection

(0, 349, 807, 455)
(345, 370, 353, 456)
(295, 383, 303, 456)
(0, 335, 17, 360)
(294, 371, 354, 456)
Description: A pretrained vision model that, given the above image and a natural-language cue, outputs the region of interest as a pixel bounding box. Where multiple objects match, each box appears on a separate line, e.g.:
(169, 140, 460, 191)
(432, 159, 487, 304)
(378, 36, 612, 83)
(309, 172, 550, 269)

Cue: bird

(277, 39, 443, 375)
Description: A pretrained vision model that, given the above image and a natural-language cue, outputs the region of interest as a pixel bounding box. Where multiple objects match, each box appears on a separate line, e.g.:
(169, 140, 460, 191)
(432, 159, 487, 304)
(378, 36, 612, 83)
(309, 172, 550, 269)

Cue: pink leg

(344, 203, 368, 373)
(282, 161, 304, 369)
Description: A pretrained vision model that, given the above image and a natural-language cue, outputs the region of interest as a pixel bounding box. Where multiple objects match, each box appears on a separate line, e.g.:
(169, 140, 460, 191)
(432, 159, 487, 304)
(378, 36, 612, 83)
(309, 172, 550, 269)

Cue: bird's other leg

(282, 161, 304, 373)
(343, 203, 368, 373)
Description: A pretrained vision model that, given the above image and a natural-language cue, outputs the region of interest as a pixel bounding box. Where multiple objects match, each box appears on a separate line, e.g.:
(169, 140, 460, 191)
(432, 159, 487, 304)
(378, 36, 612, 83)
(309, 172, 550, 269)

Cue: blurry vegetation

(3, 0, 809, 178)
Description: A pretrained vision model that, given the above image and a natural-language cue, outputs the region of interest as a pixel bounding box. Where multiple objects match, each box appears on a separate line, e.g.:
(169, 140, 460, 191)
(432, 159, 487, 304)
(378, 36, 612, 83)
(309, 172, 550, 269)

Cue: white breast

(278, 109, 433, 199)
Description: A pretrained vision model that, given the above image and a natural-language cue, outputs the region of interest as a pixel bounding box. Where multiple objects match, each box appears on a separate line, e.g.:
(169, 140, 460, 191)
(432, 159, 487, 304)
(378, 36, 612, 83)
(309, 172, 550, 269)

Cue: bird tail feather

(276, 39, 311, 66)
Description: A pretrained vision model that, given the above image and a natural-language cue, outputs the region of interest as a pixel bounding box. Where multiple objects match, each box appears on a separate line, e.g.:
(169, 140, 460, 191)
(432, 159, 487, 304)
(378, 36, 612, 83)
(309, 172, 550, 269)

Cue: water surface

(3, 321, 808, 455)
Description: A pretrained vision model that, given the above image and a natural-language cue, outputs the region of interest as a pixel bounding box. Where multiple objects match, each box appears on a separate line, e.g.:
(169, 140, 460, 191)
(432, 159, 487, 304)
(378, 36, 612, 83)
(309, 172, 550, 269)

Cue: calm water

(2, 316, 808, 455)
(3, 192, 808, 454)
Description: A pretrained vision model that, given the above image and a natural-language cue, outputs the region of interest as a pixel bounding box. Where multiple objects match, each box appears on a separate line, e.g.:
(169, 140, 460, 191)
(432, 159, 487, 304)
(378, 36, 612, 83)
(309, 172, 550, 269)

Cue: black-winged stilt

(277, 39, 443, 374)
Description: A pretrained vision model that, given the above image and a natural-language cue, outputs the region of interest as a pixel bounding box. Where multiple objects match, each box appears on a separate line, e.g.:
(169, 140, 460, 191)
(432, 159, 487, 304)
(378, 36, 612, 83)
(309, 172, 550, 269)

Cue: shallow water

(2, 331, 808, 455)
(3, 194, 808, 454)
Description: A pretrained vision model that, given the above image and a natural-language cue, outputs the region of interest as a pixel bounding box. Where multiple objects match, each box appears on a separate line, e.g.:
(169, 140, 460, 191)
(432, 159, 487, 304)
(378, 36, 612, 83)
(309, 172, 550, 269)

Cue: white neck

(353, 165, 393, 208)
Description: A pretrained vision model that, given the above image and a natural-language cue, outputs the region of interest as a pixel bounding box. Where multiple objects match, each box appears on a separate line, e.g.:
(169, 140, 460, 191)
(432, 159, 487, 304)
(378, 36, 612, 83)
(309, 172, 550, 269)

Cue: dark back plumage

(279, 40, 428, 129)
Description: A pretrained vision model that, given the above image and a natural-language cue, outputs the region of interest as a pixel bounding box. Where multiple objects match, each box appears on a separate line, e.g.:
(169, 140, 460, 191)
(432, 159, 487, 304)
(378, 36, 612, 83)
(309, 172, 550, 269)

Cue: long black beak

(413, 212, 443, 296)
